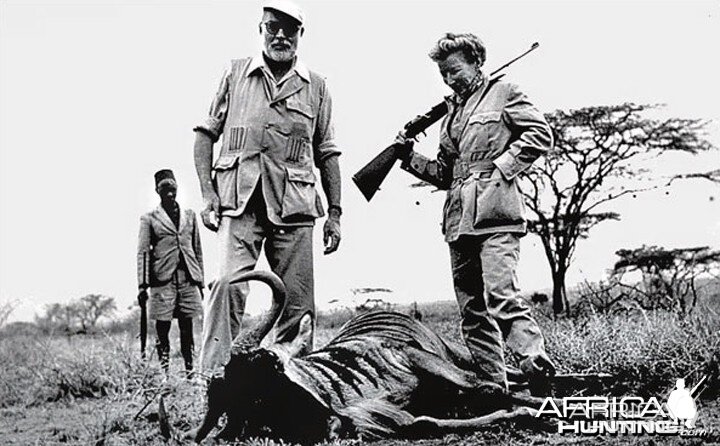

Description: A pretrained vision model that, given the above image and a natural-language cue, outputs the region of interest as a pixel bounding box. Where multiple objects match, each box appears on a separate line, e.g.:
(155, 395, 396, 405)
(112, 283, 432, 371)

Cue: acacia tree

(612, 245, 720, 315)
(36, 302, 78, 333)
(521, 103, 714, 315)
(75, 294, 116, 331)
(0, 299, 18, 329)
(35, 295, 116, 334)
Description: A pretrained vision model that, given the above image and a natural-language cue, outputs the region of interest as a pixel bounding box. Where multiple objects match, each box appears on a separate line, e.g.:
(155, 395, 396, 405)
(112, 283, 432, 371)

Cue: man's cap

(263, 0, 305, 26)
(154, 169, 176, 187)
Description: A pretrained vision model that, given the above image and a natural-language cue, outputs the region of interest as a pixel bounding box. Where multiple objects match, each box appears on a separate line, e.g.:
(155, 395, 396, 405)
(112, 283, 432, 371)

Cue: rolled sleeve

(494, 84, 553, 180)
(313, 81, 341, 167)
(193, 65, 232, 142)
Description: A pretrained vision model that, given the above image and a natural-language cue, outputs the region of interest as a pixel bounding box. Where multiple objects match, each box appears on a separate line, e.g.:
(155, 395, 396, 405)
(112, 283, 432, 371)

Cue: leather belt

(452, 159, 495, 180)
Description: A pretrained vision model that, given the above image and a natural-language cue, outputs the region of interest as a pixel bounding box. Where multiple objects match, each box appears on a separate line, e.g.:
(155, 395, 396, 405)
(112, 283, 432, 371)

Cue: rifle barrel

(490, 42, 539, 77)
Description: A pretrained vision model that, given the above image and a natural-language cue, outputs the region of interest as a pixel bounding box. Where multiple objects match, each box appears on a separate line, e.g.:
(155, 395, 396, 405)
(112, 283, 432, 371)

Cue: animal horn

(158, 396, 174, 440)
(230, 270, 287, 350)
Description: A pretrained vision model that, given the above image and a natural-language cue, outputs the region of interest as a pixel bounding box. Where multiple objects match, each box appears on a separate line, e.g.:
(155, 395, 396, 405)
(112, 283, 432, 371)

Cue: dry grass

(1, 294, 718, 445)
(543, 307, 720, 396)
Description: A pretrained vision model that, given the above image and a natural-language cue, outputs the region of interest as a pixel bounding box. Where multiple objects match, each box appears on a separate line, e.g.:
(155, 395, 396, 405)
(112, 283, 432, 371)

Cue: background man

(193, 0, 342, 378)
(397, 33, 555, 393)
(137, 169, 204, 375)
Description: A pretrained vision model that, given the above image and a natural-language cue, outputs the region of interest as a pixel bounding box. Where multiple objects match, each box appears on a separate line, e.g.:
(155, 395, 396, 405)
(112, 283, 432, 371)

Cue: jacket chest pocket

(224, 126, 247, 153)
(264, 120, 312, 165)
(281, 165, 323, 221)
(466, 111, 502, 153)
(284, 100, 315, 164)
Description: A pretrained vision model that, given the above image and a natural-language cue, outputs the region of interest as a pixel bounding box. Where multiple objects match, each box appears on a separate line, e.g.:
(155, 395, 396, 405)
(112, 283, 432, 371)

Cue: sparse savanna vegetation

(1, 279, 719, 445)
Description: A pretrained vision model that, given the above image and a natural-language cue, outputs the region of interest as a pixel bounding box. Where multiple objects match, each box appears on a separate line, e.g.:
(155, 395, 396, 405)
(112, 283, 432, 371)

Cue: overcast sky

(1, 0, 718, 322)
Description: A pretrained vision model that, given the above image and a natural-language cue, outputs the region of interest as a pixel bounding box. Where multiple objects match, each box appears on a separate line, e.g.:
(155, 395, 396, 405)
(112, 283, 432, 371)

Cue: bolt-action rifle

(139, 252, 148, 359)
(352, 42, 540, 201)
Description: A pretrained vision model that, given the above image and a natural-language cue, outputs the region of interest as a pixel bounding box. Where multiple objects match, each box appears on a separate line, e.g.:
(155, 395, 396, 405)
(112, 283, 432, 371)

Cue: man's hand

(137, 289, 149, 308)
(323, 207, 341, 255)
(201, 191, 220, 232)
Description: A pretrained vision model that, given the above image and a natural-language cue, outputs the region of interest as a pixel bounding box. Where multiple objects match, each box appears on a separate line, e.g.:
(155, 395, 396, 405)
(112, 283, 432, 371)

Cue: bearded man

(193, 0, 342, 378)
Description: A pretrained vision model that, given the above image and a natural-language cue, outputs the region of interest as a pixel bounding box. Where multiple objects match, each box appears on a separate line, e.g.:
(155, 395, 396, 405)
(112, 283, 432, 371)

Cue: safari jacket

(401, 74, 553, 242)
(195, 56, 340, 226)
(137, 206, 204, 288)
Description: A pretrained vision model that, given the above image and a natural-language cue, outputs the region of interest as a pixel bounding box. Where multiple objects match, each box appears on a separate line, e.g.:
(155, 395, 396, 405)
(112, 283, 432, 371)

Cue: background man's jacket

(137, 206, 204, 287)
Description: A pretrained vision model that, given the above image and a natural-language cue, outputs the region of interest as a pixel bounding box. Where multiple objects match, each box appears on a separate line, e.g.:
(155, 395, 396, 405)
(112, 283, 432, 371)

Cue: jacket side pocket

(212, 155, 239, 211)
(281, 166, 323, 221)
(473, 174, 524, 228)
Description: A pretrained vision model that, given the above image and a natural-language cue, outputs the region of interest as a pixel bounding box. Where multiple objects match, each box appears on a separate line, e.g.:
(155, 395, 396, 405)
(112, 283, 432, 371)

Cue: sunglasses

(262, 21, 301, 38)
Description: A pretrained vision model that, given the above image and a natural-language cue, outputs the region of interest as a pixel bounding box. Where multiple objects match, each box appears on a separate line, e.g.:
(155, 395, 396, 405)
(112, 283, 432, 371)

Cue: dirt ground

(2, 371, 718, 446)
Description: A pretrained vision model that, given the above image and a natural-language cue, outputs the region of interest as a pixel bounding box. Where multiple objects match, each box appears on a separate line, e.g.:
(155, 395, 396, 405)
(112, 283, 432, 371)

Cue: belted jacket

(195, 56, 340, 226)
(137, 206, 204, 288)
(401, 74, 553, 242)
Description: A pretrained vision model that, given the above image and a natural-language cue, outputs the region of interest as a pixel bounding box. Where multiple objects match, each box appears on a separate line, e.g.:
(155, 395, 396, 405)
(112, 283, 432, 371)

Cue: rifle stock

(352, 144, 406, 201)
(352, 101, 448, 201)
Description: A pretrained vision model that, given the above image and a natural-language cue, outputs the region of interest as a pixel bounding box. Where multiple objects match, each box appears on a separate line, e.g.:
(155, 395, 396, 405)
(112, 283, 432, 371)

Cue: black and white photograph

(1, 1, 719, 444)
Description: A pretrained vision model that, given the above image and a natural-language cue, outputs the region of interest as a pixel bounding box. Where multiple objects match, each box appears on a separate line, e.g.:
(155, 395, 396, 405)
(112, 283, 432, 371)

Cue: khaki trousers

(449, 232, 548, 389)
(200, 195, 314, 378)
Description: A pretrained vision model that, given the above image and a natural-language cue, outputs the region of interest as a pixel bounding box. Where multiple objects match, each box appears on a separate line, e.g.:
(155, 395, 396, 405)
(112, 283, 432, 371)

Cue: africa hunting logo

(536, 376, 711, 437)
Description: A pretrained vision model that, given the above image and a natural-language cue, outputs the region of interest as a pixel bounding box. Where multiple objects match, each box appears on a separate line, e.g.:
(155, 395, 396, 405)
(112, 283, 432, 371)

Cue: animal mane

(328, 311, 446, 351)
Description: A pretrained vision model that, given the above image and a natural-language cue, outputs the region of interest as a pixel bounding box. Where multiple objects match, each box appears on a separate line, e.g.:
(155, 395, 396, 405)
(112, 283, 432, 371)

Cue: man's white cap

(263, 0, 305, 25)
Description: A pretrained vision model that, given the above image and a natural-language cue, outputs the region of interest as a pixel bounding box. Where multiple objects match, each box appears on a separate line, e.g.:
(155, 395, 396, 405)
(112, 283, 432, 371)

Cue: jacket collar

(442, 72, 493, 153)
(154, 203, 186, 233)
(446, 71, 488, 110)
(246, 54, 310, 83)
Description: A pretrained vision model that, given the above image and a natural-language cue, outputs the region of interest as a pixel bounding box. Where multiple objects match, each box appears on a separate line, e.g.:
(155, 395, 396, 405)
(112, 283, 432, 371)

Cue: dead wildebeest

(183, 270, 552, 443)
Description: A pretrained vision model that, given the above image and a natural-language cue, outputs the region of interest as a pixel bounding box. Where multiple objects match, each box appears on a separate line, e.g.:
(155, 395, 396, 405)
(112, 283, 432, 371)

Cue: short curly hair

(428, 33, 486, 66)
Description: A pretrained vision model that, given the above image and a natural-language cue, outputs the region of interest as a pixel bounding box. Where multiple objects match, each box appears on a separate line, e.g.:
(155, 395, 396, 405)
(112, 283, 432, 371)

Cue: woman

(398, 33, 555, 392)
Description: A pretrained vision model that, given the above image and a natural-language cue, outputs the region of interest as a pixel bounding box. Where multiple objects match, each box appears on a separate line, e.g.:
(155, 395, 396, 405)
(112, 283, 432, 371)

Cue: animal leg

(507, 391, 558, 409)
(407, 347, 558, 411)
(410, 407, 537, 432)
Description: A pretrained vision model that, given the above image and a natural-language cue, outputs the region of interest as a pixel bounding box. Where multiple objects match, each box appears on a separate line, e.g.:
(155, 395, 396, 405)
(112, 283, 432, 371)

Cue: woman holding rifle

(396, 33, 555, 394)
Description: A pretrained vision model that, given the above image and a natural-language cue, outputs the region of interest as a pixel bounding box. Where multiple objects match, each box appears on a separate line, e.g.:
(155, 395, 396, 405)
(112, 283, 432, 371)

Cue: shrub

(0, 332, 161, 407)
(542, 302, 720, 396)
